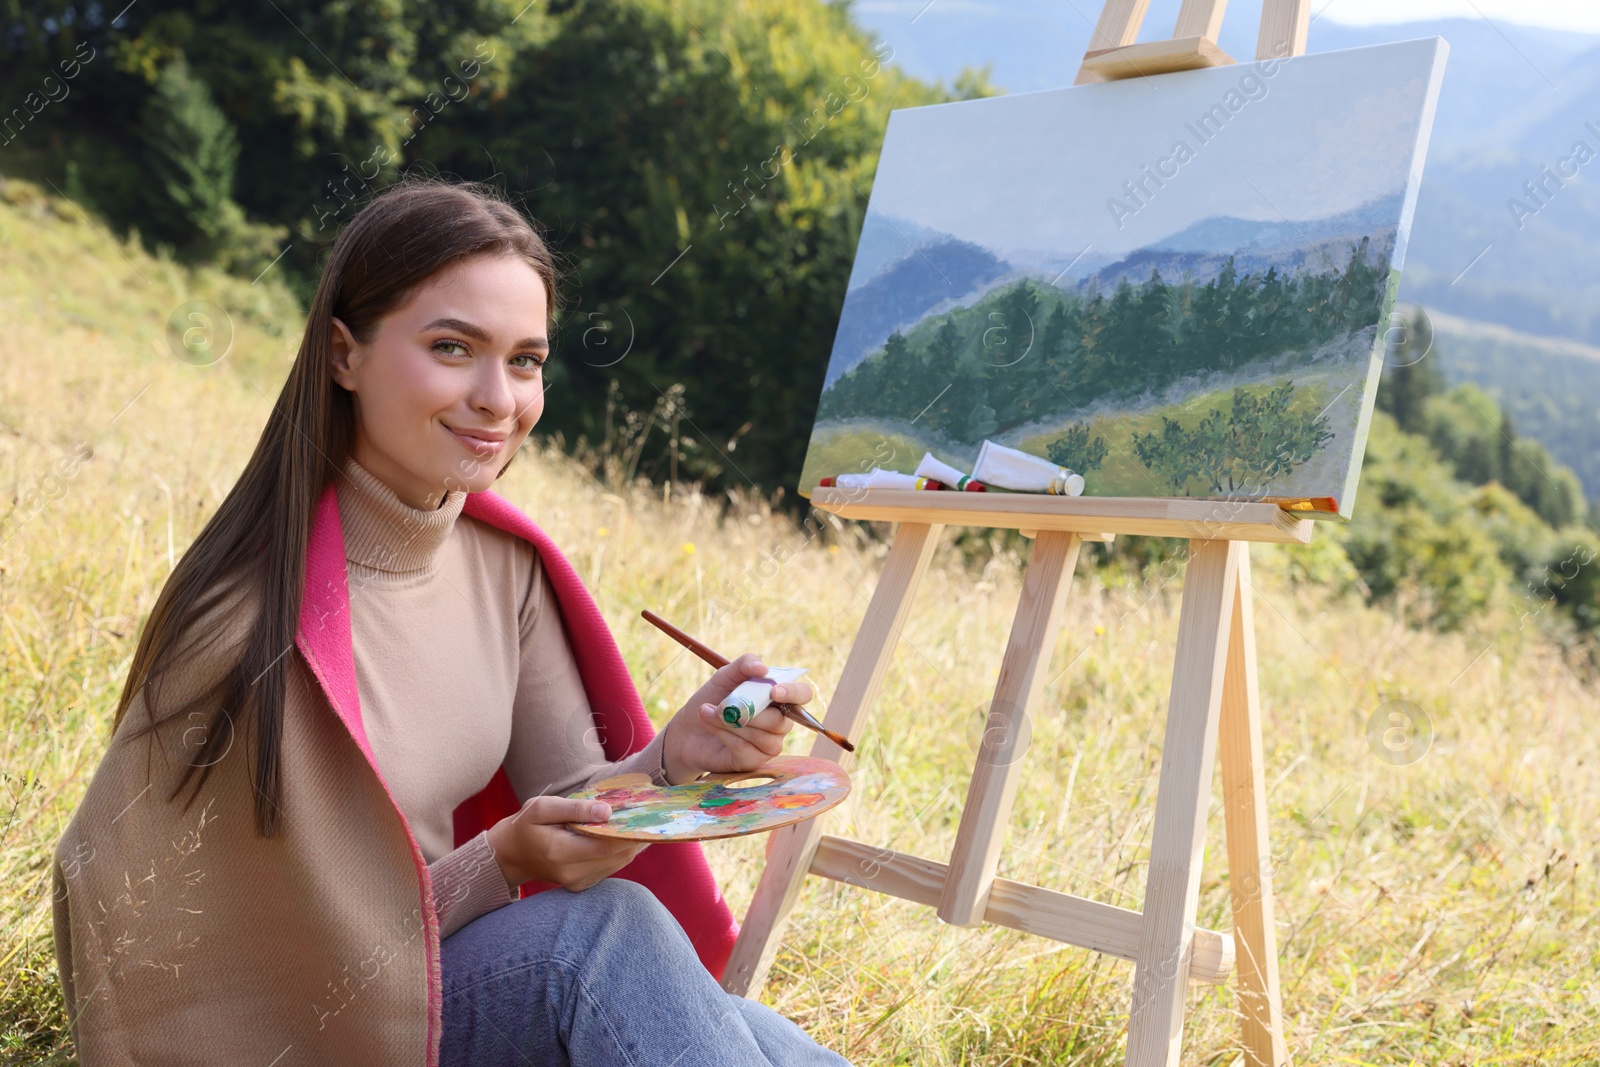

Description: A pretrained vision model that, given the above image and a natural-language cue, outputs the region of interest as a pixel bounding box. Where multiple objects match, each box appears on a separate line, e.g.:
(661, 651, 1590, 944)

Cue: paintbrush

(640, 609, 856, 753)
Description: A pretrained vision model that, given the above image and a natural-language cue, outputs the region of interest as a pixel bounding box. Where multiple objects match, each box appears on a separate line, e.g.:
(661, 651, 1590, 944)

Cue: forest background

(5, 0, 1590, 627)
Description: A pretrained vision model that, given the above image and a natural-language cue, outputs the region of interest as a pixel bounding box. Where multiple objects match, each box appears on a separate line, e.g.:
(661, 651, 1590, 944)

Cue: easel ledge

(805, 486, 1315, 544)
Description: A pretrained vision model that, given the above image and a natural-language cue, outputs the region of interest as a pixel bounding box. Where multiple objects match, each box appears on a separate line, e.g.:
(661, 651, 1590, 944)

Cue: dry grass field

(2, 181, 1597, 1065)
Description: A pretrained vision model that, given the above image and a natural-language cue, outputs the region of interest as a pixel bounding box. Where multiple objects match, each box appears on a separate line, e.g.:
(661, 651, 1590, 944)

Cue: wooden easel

(724, 4, 1311, 1065)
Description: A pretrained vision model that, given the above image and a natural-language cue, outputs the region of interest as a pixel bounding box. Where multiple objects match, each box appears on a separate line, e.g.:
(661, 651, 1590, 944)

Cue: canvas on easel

(799, 38, 1448, 518)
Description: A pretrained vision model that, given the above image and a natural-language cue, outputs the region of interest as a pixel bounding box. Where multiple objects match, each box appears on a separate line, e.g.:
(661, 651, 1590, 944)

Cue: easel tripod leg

(722, 521, 943, 997)
(1218, 548, 1289, 1065)
(938, 531, 1083, 926)
(1125, 539, 1243, 1067)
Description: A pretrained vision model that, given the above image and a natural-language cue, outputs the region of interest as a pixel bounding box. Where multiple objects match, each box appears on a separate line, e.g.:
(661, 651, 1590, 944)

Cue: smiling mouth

(446, 426, 507, 457)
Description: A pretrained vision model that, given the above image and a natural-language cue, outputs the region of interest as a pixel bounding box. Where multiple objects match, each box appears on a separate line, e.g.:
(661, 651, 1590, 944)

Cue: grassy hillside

(3, 183, 1599, 1064)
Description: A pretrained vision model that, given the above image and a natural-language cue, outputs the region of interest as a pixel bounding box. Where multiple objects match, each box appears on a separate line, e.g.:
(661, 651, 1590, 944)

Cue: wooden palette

(567, 755, 851, 842)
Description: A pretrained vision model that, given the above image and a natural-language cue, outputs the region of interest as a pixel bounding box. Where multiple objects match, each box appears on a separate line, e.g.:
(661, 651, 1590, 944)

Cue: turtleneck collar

(336, 454, 468, 582)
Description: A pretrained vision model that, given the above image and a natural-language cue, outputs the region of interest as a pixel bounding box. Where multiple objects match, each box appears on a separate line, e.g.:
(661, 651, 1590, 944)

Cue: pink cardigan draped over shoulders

(294, 480, 739, 1062)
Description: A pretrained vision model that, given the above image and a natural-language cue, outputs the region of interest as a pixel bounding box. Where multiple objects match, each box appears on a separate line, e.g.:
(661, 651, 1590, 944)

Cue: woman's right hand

(485, 796, 646, 892)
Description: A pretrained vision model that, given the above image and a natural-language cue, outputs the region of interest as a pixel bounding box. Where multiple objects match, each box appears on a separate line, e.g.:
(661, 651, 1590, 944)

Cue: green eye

(433, 340, 469, 357)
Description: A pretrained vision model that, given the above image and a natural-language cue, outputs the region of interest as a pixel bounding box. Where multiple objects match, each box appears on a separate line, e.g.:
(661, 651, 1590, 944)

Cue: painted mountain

(1079, 193, 1407, 295)
(798, 38, 1450, 519)
(825, 219, 1012, 387)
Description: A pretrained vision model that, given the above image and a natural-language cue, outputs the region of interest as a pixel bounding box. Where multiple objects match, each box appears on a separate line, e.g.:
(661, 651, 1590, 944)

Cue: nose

(469, 359, 517, 423)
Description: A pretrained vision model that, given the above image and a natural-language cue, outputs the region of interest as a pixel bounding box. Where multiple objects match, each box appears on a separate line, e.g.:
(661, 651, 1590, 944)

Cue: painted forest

(814, 237, 1394, 455)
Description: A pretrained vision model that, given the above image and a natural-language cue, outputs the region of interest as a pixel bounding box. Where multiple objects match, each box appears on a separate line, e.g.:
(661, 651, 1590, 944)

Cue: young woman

(52, 178, 852, 1067)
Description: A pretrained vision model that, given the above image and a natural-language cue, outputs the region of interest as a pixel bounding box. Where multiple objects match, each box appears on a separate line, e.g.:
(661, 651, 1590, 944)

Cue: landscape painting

(798, 38, 1449, 518)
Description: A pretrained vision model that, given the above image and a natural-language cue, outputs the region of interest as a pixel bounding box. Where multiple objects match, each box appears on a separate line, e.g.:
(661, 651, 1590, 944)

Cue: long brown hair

(113, 176, 561, 837)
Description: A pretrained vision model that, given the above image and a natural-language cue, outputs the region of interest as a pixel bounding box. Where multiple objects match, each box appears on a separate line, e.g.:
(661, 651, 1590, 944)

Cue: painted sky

(863, 38, 1446, 259)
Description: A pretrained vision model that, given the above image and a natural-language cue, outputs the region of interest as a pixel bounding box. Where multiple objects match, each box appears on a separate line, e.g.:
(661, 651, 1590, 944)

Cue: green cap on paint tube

(721, 697, 758, 728)
(719, 666, 807, 731)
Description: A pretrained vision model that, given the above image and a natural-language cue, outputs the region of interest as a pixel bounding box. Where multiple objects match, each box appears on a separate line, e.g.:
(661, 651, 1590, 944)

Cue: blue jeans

(439, 878, 853, 1066)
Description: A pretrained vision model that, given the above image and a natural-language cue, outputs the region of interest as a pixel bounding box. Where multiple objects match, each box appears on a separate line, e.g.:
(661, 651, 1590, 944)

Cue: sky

(864, 38, 1447, 258)
(1313, 0, 1600, 33)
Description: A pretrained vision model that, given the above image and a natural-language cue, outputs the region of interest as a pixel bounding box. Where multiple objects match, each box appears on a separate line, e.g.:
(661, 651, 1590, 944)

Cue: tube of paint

(971, 440, 1085, 496)
(914, 451, 980, 491)
(833, 468, 940, 490)
(720, 666, 809, 728)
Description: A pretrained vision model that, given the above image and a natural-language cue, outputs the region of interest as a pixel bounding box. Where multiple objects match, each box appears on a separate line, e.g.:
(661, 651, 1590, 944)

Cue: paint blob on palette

(567, 755, 850, 841)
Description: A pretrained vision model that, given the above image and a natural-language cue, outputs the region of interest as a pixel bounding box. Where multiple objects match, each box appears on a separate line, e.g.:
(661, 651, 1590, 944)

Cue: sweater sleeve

(428, 830, 521, 939)
(503, 551, 671, 805)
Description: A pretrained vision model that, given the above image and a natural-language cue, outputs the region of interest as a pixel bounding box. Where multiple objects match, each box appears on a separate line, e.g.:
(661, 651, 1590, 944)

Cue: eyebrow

(422, 317, 549, 352)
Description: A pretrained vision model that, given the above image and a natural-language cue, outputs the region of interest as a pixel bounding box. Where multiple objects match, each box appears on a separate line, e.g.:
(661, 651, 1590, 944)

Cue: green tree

(1545, 529, 1600, 632)
(986, 281, 1041, 423)
(1046, 423, 1107, 475)
(1375, 303, 1445, 435)
(1132, 416, 1201, 494)
(1338, 414, 1513, 630)
(1418, 385, 1586, 529)
(1132, 384, 1331, 495)
(929, 316, 962, 369)
(877, 330, 927, 418)
(139, 57, 240, 245)
(1218, 382, 1334, 492)
(963, 386, 998, 441)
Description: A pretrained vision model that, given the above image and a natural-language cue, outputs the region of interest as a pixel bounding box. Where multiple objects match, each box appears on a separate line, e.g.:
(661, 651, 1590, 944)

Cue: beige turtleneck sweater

(335, 456, 669, 938)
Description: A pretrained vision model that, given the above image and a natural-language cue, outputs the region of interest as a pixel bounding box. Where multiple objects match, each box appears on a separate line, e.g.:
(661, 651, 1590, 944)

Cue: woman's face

(329, 253, 549, 509)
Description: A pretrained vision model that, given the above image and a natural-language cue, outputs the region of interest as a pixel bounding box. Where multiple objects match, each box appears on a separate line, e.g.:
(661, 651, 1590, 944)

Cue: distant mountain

(848, 4, 1600, 349)
(1081, 196, 1400, 293)
(988, 243, 1118, 286)
(1078, 232, 1394, 297)
(826, 236, 1011, 385)
(1150, 193, 1405, 256)
(848, 211, 956, 290)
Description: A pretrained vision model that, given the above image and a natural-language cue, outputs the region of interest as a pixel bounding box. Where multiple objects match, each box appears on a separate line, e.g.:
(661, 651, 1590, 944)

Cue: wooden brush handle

(639, 609, 854, 751)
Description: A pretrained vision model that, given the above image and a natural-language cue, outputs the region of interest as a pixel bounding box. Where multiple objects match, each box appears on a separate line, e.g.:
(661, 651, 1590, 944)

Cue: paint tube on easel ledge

(819, 468, 944, 490)
(720, 666, 809, 728)
(914, 451, 987, 492)
(971, 440, 1085, 496)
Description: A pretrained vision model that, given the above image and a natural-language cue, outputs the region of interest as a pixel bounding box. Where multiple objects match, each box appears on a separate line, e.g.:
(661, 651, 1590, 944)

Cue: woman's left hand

(660, 653, 815, 785)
